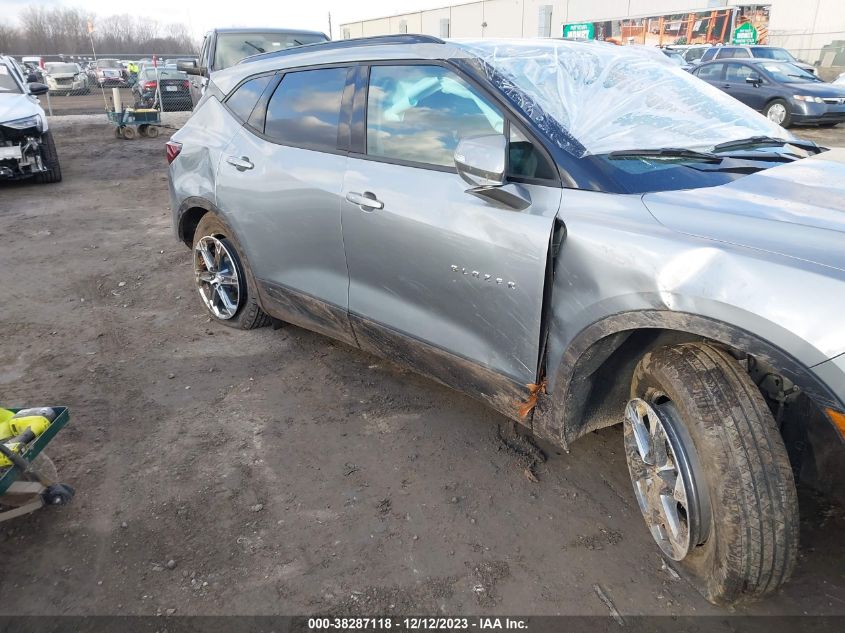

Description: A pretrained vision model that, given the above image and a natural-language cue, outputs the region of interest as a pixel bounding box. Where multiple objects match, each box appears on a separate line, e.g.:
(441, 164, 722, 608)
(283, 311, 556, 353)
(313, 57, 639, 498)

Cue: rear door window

(226, 75, 274, 123)
(695, 63, 725, 81)
(264, 67, 348, 151)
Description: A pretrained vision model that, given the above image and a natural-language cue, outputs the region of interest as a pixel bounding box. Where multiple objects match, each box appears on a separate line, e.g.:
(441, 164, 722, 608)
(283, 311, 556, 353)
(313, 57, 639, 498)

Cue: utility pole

(328, 12, 333, 40)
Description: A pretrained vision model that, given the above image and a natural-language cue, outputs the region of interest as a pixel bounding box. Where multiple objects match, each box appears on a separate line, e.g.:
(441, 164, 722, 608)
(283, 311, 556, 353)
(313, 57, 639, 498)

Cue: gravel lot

(0, 116, 842, 618)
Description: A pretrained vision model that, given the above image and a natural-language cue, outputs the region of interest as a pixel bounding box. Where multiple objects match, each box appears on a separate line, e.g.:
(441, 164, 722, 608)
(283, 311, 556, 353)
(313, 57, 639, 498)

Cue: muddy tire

(626, 342, 798, 605)
(192, 214, 271, 330)
(34, 131, 62, 184)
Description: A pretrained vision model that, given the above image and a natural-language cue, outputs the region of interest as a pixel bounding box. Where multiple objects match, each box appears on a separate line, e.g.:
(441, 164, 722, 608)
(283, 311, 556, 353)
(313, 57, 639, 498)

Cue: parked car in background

(21, 56, 45, 73)
(43, 62, 90, 95)
(165, 58, 196, 68)
(169, 36, 845, 607)
(700, 45, 817, 75)
(0, 55, 61, 183)
(665, 44, 709, 65)
(132, 67, 192, 111)
(92, 59, 128, 87)
(21, 61, 44, 83)
(661, 49, 692, 70)
(692, 58, 845, 126)
(177, 27, 328, 105)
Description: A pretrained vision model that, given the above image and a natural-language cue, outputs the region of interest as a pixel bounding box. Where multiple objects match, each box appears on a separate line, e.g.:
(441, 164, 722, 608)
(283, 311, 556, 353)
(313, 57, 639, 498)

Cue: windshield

(0, 63, 22, 93)
(751, 47, 794, 61)
(46, 63, 78, 74)
(214, 32, 328, 70)
(458, 39, 790, 157)
(96, 60, 122, 68)
(757, 62, 820, 83)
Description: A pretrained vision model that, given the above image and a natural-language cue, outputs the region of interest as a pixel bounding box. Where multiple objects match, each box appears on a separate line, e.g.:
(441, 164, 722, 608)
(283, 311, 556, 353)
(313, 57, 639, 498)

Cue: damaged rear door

(342, 63, 561, 394)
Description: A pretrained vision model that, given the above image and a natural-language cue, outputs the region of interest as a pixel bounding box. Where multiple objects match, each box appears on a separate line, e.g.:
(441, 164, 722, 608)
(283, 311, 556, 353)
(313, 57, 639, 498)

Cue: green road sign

(563, 22, 595, 40)
(733, 22, 758, 45)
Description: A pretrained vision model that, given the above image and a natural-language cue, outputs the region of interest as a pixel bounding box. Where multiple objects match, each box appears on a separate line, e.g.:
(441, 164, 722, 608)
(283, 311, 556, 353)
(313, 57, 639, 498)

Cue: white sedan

(44, 62, 90, 95)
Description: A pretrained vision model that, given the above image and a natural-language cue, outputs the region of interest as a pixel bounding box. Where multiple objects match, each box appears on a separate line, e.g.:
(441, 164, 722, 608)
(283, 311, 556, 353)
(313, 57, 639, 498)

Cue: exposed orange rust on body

(518, 380, 547, 419)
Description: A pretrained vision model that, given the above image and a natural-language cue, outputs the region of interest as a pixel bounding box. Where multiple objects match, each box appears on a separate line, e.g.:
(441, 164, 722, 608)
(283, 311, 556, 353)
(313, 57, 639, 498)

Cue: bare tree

(3, 6, 197, 56)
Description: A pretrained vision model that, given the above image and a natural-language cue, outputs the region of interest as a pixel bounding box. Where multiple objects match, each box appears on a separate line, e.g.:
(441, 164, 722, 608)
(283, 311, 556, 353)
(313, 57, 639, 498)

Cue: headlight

(794, 95, 824, 103)
(2, 115, 43, 132)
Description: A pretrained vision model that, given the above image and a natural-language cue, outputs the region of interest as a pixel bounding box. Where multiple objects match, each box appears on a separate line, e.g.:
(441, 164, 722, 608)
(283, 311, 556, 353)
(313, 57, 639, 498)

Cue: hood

(642, 149, 845, 272)
(0, 93, 43, 126)
(782, 81, 845, 98)
(47, 73, 78, 80)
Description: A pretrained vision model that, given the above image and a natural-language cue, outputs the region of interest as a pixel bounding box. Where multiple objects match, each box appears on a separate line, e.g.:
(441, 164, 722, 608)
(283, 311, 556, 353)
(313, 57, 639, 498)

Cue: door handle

(346, 191, 384, 211)
(226, 156, 253, 171)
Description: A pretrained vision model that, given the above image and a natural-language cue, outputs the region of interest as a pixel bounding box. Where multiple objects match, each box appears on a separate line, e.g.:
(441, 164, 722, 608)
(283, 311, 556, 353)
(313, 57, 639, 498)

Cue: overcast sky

(3, 0, 457, 39)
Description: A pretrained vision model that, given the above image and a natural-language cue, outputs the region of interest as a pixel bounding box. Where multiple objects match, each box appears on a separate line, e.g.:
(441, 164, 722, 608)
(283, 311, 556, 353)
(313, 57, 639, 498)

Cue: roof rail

(241, 34, 446, 65)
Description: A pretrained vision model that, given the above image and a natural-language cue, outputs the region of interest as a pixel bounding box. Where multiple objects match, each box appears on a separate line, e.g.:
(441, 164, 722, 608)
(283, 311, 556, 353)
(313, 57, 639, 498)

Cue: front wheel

(625, 343, 798, 605)
(192, 214, 271, 330)
(764, 98, 792, 128)
(34, 131, 61, 184)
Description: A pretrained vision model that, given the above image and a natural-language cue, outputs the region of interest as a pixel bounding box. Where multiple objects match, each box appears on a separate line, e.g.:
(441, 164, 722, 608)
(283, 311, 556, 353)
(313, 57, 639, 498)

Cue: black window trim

(350, 58, 562, 188)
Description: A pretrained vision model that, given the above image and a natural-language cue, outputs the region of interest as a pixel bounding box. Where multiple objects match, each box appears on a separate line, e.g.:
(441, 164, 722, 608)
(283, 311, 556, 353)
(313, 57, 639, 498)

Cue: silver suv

(168, 35, 845, 606)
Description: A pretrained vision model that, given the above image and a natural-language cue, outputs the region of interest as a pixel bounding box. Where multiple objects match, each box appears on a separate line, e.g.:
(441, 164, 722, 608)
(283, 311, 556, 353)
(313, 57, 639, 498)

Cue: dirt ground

(0, 116, 843, 619)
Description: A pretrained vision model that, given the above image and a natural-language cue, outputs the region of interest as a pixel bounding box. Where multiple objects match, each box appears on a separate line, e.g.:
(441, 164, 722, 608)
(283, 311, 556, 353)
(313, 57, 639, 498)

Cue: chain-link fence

(28, 55, 196, 117)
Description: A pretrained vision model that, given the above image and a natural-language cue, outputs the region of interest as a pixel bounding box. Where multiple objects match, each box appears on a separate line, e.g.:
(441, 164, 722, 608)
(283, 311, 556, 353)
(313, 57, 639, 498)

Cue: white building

(340, 1, 845, 74)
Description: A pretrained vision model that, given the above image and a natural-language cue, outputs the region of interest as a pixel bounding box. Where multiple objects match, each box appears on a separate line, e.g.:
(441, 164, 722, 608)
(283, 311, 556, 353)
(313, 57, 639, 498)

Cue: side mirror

(746, 75, 761, 86)
(28, 82, 49, 96)
(454, 134, 506, 187)
(177, 60, 203, 76)
(454, 134, 531, 211)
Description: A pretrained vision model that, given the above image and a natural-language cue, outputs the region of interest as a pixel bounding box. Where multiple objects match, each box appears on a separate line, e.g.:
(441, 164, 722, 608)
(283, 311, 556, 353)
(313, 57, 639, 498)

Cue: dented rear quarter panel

(168, 98, 240, 235)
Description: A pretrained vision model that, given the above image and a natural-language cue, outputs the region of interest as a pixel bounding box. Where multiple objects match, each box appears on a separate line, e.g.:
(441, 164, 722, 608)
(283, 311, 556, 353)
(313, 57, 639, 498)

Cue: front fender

(538, 188, 845, 446)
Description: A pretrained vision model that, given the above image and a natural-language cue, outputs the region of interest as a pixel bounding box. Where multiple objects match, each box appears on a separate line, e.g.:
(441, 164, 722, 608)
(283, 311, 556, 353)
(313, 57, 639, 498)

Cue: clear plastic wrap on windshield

(457, 39, 792, 158)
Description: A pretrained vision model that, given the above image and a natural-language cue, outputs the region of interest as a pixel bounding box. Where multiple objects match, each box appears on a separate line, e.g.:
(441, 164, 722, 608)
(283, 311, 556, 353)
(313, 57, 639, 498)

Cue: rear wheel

(626, 343, 798, 605)
(121, 126, 136, 140)
(192, 214, 271, 330)
(764, 99, 792, 128)
(34, 131, 62, 184)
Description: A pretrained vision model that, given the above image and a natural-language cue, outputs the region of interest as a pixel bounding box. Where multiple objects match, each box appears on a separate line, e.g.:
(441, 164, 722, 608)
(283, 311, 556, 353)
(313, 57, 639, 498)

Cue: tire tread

(632, 342, 798, 604)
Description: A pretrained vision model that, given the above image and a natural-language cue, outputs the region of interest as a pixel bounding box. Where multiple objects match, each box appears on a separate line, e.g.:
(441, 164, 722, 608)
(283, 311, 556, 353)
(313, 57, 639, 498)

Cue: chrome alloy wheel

(767, 102, 787, 125)
(623, 398, 712, 561)
(193, 236, 241, 320)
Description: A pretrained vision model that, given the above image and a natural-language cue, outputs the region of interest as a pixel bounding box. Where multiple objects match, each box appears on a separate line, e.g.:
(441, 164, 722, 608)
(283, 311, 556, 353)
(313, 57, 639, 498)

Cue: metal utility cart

(0, 406, 74, 522)
(107, 108, 162, 140)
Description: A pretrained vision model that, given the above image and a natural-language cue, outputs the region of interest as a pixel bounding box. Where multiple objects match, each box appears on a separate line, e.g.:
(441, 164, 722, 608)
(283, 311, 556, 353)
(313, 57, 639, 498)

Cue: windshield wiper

(713, 136, 819, 153)
(607, 148, 721, 162)
(244, 41, 266, 53)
